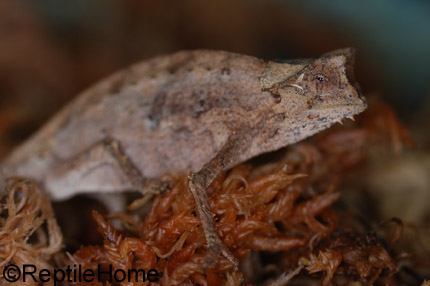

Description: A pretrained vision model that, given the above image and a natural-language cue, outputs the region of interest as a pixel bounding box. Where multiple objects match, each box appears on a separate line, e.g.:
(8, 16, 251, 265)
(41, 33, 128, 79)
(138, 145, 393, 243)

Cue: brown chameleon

(0, 48, 367, 267)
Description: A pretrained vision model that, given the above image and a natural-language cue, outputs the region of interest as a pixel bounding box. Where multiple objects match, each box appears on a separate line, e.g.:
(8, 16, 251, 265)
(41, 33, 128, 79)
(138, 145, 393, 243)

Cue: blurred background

(0, 0, 429, 276)
(0, 0, 429, 152)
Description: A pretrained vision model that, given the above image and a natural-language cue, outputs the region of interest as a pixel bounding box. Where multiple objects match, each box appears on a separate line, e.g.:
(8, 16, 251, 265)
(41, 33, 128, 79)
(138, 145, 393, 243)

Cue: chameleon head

(265, 48, 367, 127)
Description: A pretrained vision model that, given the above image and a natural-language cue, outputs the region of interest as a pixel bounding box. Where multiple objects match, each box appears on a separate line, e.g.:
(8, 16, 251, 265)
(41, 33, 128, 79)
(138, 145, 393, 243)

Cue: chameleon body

(0, 49, 366, 265)
(1, 49, 366, 199)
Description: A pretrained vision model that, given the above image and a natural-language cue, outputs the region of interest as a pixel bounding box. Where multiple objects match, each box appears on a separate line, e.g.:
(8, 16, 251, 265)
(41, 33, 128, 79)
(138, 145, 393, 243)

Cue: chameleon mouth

(311, 102, 367, 113)
(307, 101, 368, 126)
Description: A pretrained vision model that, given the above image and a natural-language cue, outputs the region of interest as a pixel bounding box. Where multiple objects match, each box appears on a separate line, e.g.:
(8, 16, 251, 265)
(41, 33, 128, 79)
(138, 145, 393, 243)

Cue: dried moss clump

(0, 103, 417, 285)
(0, 178, 63, 284)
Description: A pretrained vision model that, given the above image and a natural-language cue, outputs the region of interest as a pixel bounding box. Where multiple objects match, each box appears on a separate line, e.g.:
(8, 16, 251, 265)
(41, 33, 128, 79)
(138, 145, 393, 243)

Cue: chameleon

(0, 48, 367, 267)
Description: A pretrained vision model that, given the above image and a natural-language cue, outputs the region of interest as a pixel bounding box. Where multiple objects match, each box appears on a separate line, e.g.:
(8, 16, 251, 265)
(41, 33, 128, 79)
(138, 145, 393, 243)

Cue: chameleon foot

(188, 175, 238, 268)
(205, 240, 238, 268)
(145, 179, 173, 194)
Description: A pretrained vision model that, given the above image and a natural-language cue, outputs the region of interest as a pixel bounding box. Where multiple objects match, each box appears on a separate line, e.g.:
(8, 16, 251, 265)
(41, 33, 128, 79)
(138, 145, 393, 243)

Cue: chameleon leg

(102, 138, 171, 195)
(102, 138, 172, 210)
(189, 124, 256, 268)
(45, 137, 171, 201)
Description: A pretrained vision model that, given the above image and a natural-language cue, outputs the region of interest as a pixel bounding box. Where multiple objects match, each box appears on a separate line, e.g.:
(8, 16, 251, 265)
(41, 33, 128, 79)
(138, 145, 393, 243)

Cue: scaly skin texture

(1, 49, 366, 200)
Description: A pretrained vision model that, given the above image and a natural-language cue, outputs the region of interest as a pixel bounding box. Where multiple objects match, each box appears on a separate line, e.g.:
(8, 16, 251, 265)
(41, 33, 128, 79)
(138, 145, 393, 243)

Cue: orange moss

(0, 103, 413, 285)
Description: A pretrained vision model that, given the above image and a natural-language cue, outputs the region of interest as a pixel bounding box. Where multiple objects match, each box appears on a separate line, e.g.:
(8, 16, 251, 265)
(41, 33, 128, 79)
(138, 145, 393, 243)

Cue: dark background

(0, 0, 429, 156)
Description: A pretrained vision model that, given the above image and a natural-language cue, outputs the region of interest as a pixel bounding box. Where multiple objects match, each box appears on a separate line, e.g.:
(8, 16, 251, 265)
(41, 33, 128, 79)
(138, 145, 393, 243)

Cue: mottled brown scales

(0, 49, 366, 267)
